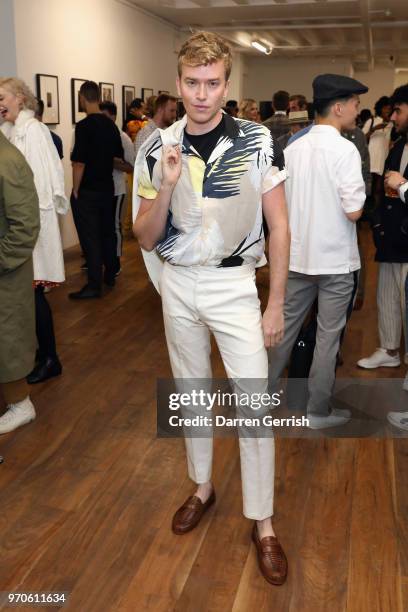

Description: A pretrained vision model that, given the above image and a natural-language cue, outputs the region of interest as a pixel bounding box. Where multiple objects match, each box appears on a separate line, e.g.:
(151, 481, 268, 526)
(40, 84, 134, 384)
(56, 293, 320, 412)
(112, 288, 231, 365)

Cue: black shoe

(104, 277, 116, 288)
(69, 285, 101, 300)
(27, 357, 62, 384)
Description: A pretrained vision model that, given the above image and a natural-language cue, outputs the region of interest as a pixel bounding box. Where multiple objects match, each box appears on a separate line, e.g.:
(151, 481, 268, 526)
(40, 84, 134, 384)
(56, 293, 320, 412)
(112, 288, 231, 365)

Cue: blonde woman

(0, 78, 68, 384)
(238, 98, 260, 122)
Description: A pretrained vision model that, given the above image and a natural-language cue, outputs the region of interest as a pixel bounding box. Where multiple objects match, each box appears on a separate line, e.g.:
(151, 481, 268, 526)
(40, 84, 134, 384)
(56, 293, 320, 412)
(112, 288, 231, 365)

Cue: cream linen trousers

(160, 261, 275, 521)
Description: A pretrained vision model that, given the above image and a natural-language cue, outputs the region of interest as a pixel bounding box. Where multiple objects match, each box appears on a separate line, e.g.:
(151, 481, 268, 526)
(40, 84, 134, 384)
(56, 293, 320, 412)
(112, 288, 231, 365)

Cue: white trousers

(377, 262, 408, 351)
(160, 262, 274, 520)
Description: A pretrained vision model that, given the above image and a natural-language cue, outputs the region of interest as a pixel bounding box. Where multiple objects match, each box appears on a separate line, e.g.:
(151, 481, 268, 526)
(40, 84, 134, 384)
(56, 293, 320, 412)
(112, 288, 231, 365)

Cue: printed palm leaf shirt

(137, 112, 287, 267)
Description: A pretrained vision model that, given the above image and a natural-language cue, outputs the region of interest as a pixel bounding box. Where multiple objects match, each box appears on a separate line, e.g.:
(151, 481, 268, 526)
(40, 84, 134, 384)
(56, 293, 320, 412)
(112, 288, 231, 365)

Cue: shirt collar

(310, 124, 341, 136)
(274, 110, 287, 116)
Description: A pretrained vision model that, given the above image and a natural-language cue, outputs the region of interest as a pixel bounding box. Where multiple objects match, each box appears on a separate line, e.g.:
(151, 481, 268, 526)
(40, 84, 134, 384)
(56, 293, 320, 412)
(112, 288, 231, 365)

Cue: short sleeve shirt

(71, 113, 123, 193)
(284, 124, 365, 274)
(137, 113, 287, 267)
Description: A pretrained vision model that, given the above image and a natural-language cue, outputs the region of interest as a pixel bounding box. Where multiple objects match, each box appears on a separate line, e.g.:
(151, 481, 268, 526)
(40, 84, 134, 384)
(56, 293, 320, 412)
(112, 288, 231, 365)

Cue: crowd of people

(1, 29, 408, 587)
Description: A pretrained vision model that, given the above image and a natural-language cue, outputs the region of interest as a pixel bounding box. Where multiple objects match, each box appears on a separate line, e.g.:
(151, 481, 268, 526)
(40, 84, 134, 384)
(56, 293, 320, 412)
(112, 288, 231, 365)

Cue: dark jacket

(0, 132, 40, 383)
(374, 137, 408, 263)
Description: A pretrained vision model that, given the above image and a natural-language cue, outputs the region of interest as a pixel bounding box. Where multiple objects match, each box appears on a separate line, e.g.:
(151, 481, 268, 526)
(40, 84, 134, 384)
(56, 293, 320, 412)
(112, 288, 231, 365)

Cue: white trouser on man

(377, 262, 408, 351)
(160, 261, 274, 521)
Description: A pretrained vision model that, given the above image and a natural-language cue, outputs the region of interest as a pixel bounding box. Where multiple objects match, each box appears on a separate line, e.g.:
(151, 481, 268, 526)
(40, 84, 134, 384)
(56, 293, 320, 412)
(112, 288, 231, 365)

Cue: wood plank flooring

(0, 225, 407, 611)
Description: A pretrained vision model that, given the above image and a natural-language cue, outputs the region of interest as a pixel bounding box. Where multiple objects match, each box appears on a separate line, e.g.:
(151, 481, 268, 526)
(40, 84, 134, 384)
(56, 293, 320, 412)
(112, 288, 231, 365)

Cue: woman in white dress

(0, 78, 68, 384)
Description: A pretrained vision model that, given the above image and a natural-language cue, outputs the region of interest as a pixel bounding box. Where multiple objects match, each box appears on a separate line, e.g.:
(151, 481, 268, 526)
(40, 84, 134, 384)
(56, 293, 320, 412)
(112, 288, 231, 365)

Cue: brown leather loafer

(172, 490, 216, 535)
(252, 523, 288, 586)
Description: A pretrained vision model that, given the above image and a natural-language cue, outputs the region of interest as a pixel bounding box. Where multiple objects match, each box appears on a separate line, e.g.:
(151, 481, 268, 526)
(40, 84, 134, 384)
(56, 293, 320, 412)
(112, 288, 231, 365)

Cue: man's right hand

(162, 145, 182, 188)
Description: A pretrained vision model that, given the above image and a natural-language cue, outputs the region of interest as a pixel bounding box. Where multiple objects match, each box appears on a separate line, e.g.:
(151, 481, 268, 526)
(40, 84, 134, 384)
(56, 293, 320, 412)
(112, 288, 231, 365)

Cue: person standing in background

(224, 99, 238, 117)
(263, 90, 290, 140)
(69, 81, 123, 300)
(35, 99, 64, 159)
(277, 110, 310, 150)
(269, 74, 367, 429)
(0, 77, 68, 385)
(237, 98, 260, 122)
(0, 132, 40, 433)
(134, 94, 178, 156)
(362, 96, 393, 202)
(288, 94, 308, 113)
(100, 100, 135, 275)
(122, 98, 147, 143)
(358, 85, 408, 387)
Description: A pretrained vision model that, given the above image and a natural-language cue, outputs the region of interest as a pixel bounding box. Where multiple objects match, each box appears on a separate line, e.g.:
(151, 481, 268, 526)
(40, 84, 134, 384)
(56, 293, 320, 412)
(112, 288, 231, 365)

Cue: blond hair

(238, 98, 257, 120)
(178, 31, 232, 81)
(0, 77, 38, 112)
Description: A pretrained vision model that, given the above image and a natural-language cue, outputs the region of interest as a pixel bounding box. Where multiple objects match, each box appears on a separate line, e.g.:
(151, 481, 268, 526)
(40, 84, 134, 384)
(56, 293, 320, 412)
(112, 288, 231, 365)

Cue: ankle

(256, 517, 275, 538)
(195, 482, 213, 503)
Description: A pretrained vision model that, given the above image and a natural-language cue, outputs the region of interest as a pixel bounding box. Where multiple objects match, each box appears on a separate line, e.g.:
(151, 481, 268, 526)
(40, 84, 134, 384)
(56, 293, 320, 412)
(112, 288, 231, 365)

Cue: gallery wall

(243, 56, 354, 103)
(12, 0, 181, 248)
(0, 0, 17, 76)
(243, 56, 398, 116)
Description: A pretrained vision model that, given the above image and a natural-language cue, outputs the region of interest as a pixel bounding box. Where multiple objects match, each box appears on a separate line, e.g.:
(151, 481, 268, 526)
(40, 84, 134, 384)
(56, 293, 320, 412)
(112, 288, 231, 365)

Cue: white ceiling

(126, 0, 408, 70)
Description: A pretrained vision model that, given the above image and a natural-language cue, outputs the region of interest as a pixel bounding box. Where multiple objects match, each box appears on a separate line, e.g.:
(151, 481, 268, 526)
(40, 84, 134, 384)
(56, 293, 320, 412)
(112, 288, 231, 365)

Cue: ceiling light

(251, 40, 273, 55)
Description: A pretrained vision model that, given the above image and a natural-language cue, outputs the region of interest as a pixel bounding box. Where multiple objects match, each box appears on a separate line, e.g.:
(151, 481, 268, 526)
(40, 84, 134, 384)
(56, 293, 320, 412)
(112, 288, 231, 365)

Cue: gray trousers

(268, 271, 355, 416)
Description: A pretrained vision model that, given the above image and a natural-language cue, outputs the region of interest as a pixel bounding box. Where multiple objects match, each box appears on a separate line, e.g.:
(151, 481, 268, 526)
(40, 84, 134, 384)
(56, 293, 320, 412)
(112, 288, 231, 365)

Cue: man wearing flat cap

(269, 73, 368, 429)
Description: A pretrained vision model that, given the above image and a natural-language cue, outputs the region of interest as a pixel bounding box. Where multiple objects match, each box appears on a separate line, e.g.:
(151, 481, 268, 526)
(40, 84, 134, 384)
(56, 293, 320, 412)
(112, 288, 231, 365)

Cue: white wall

(394, 70, 408, 89)
(243, 56, 353, 103)
(0, 0, 17, 75)
(13, 0, 179, 248)
(228, 52, 245, 104)
(354, 67, 396, 112)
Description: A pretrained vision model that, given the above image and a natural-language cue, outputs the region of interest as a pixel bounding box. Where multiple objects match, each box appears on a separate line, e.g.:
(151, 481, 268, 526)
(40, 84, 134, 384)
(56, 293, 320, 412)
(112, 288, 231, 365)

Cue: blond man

(133, 32, 290, 585)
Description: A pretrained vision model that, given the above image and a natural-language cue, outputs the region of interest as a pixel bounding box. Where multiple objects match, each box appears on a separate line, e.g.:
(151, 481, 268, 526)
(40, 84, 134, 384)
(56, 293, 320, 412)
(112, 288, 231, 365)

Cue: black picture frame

(36, 73, 60, 124)
(122, 85, 135, 122)
(71, 78, 88, 124)
(141, 87, 153, 102)
(99, 82, 114, 103)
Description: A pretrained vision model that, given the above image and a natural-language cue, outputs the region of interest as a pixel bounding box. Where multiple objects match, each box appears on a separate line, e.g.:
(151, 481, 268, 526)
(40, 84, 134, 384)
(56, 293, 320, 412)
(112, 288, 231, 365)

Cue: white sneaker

(387, 411, 408, 431)
(357, 348, 400, 369)
(307, 408, 351, 430)
(0, 397, 36, 434)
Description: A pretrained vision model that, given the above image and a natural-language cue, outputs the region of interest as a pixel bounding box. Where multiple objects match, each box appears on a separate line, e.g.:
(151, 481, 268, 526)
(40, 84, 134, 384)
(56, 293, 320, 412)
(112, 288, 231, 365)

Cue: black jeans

(71, 189, 116, 290)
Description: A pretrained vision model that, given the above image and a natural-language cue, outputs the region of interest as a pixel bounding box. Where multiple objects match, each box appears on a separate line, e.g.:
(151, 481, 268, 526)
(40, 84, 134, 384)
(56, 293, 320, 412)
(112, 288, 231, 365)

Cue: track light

(251, 40, 273, 55)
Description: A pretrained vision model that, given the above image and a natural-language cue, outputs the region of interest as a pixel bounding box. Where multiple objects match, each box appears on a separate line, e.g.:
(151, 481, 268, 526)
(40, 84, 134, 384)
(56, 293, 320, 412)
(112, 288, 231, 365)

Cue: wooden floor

(0, 226, 407, 611)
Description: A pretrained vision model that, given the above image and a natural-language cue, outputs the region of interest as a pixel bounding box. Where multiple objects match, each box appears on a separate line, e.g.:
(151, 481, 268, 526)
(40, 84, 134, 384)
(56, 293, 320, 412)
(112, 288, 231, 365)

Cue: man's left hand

(262, 305, 284, 348)
(385, 171, 406, 190)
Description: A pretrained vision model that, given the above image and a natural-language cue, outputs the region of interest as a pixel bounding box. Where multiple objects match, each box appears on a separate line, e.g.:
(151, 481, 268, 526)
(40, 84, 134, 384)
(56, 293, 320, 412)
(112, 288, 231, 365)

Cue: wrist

(161, 181, 176, 191)
(266, 299, 284, 310)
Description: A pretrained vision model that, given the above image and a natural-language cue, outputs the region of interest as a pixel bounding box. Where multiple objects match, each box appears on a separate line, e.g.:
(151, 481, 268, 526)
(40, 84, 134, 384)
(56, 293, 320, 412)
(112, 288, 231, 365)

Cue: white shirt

(284, 124, 365, 275)
(363, 116, 393, 175)
(113, 129, 135, 196)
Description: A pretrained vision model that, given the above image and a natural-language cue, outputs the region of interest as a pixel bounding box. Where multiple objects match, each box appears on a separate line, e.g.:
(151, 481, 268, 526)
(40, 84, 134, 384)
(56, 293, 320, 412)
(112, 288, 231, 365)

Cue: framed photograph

(71, 78, 87, 124)
(99, 82, 114, 103)
(158, 90, 169, 95)
(122, 85, 135, 121)
(141, 87, 153, 102)
(36, 74, 60, 124)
